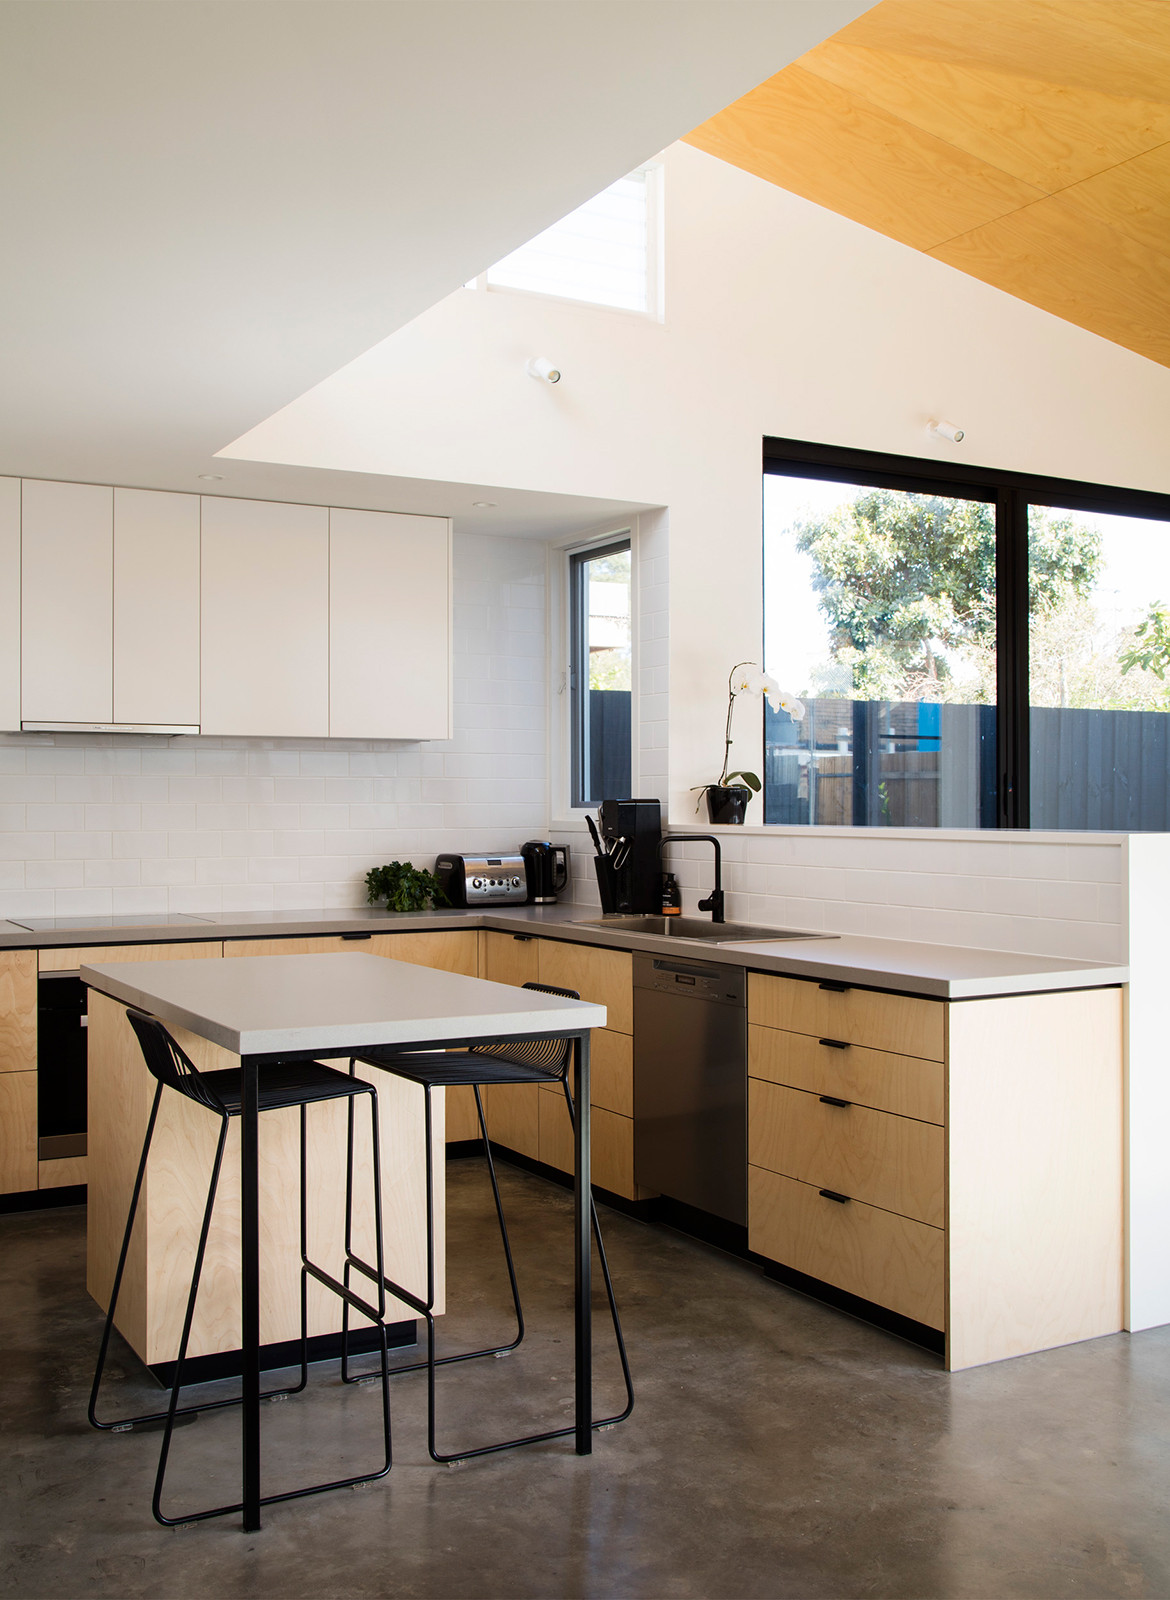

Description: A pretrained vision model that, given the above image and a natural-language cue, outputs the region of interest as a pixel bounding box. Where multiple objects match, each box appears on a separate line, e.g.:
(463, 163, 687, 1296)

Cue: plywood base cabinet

(748, 973, 1123, 1370)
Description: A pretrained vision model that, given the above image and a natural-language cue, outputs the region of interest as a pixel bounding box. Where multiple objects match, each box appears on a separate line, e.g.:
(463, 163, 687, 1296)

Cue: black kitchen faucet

(657, 834, 724, 923)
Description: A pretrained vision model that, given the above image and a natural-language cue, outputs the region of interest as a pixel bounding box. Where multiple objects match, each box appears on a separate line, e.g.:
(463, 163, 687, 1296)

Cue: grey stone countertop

(0, 901, 1128, 1000)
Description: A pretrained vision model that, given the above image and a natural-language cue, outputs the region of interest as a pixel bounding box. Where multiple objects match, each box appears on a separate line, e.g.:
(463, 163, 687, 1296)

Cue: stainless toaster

(434, 853, 528, 906)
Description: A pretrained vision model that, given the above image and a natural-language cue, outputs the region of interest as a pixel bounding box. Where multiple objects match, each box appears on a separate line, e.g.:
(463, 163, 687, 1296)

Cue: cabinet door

(113, 488, 200, 726)
(21, 479, 113, 724)
(537, 940, 633, 1035)
(0, 1071, 37, 1195)
(480, 933, 542, 1157)
(0, 952, 37, 1074)
(329, 509, 451, 739)
(0, 478, 18, 731)
(199, 496, 329, 736)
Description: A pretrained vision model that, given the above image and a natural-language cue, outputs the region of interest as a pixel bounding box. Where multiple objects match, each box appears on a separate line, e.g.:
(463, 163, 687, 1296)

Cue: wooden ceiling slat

(840, 0, 1170, 103)
(802, 43, 1170, 192)
(684, 0, 1170, 368)
(686, 65, 1044, 254)
(932, 194, 1170, 367)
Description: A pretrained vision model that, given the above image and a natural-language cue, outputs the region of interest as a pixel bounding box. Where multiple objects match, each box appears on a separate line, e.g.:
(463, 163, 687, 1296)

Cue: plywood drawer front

(537, 940, 631, 1035)
(0, 1070, 38, 1194)
(749, 1079, 944, 1227)
(43, 940, 223, 972)
(749, 1024, 944, 1125)
(225, 935, 356, 958)
(484, 1082, 542, 1162)
(445, 1085, 481, 1144)
(748, 973, 944, 1061)
(0, 951, 37, 1073)
(370, 931, 479, 977)
(750, 1166, 944, 1331)
(480, 930, 540, 988)
(538, 1096, 636, 1200)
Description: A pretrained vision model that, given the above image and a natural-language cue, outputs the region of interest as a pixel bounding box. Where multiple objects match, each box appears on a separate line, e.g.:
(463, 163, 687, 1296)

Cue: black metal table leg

(240, 1053, 262, 1531)
(573, 1030, 592, 1456)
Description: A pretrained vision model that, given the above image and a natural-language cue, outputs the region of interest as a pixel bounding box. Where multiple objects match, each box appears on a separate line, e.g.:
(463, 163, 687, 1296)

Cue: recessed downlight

(472, 500, 498, 509)
(198, 472, 225, 481)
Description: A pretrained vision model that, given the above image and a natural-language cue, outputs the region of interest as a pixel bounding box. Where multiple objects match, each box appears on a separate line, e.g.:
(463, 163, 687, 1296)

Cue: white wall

(226, 141, 1170, 826)
(0, 532, 546, 920)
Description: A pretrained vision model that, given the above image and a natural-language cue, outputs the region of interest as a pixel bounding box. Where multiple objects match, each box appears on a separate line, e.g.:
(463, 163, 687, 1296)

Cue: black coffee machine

(597, 798, 662, 913)
(521, 840, 570, 904)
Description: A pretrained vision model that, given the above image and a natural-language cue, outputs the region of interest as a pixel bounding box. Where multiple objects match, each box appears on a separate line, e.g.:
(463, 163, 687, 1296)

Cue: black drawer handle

(819, 1037, 849, 1050)
(512, 934, 533, 942)
(341, 932, 372, 941)
(819, 981, 850, 994)
(819, 1188, 851, 1204)
(819, 1095, 852, 1108)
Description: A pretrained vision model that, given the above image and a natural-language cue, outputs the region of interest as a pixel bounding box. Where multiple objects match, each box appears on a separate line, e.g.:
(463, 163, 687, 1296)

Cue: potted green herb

(365, 860, 448, 913)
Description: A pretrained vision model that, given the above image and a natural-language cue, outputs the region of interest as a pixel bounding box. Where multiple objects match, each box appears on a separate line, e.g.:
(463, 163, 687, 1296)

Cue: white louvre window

(485, 167, 659, 315)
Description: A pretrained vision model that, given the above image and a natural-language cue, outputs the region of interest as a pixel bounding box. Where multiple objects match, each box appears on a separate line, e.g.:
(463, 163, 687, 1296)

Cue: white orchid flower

(730, 663, 806, 720)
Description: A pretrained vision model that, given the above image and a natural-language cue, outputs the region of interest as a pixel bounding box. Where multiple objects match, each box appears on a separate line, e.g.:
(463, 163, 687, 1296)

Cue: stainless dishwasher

(633, 953, 747, 1225)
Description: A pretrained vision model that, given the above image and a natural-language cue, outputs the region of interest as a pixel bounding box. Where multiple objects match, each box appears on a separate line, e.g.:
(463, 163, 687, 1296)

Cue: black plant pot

(704, 785, 751, 825)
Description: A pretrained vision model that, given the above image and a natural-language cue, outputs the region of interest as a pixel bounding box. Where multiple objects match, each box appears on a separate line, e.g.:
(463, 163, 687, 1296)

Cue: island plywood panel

(0, 951, 37, 1073)
(946, 987, 1123, 1371)
(0, 1071, 37, 1195)
(86, 995, 444, 1365)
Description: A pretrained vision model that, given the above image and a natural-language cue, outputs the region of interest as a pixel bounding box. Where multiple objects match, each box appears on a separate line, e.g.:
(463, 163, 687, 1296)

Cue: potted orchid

(695, 661, 806, 823)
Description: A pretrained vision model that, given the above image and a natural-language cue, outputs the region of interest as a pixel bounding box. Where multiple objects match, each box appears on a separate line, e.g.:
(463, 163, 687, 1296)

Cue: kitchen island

(82, 951, 607, 1530)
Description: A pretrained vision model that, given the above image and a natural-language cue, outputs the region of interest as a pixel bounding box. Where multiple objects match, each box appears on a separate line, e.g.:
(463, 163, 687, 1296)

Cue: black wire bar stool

(341, 982, 634, 1463)
(89, 1008, 393, 1525)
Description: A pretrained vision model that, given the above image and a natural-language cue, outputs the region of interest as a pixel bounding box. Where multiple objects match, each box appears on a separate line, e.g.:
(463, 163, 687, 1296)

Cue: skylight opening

(482, 167, 661, 317)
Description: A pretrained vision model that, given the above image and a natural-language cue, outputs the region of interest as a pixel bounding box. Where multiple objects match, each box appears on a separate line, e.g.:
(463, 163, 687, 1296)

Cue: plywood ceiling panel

(685, 0, 1170, 368)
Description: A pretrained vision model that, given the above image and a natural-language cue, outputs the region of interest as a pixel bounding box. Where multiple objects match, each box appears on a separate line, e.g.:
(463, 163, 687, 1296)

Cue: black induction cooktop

(8, 913, 217, 932)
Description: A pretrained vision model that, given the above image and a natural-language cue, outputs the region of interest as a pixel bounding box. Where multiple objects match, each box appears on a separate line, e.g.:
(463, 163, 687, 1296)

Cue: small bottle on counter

(661, 873, 681, 915)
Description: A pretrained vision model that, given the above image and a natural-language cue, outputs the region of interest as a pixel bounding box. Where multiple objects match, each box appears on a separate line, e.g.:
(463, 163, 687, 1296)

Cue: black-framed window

(570, 537, 632, 807)
(764, 438, 1170, 831)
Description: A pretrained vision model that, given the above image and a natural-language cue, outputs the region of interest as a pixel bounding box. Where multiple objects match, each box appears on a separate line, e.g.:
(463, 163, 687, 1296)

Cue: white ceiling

(0, 0, 869, 537)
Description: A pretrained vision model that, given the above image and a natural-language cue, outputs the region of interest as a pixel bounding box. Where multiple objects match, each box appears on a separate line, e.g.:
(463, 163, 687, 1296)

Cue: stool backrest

(126, 1008, 229, 1114)
(471, 981, 580, 1080)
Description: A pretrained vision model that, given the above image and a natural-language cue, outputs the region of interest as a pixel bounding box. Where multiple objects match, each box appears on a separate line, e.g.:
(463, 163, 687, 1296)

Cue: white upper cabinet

(329, 509, 452, 739)
(0, 479, 19, 731)
(21, 479, 113, 725)
(113, 489, 201, 728)
(200, 496, 330, 737)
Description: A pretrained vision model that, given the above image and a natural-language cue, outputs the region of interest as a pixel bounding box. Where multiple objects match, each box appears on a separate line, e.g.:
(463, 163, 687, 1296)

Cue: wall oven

(37, 972, 88, 1161)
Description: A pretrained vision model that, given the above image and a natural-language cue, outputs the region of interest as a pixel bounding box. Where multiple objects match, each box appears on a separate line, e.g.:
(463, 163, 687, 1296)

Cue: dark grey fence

(587, 688, 631, 804)
(765, 699, 1169, 830)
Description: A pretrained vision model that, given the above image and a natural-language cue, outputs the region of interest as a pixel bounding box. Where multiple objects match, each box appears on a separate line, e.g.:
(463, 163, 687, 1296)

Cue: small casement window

(477, 167, 660, 317)
(570, 538, 632, 807)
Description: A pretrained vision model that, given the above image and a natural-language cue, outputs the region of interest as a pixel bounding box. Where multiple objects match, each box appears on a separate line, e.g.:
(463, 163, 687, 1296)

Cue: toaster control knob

(511, 877, 521, 887)
(472, 877, 483, 889)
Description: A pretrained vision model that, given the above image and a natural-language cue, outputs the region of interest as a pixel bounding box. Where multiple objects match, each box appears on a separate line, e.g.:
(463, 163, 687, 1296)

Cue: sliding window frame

(764, 436, 1170, 831)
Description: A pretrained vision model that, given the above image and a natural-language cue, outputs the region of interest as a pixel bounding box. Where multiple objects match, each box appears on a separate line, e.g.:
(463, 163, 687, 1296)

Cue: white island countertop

(79, 951, 607, 1056)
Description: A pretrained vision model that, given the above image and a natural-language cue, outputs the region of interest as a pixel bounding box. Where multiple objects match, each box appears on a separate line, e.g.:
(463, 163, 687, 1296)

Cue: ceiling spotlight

(927, 419, 965, 443)
(198, 472, 225, 481)
(526, 357, 561, 384)
(472, 501, 498, 509)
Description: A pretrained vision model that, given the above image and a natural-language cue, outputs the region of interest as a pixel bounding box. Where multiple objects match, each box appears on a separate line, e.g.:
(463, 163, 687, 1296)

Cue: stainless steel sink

(572, 915, 835, 943)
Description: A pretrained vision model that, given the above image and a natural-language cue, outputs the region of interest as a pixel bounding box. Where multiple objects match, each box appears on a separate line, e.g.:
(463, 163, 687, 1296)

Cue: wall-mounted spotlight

(927, 418, 965, 443)
(526, 357, 561, 384)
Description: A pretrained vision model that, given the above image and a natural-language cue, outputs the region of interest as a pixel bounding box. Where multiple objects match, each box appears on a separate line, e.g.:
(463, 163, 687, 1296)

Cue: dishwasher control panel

(633, 955, 745, 1006)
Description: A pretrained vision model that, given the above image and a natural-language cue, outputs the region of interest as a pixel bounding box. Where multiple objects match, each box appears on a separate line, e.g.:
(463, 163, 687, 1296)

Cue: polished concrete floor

(3, 1159, 1169, 1600)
